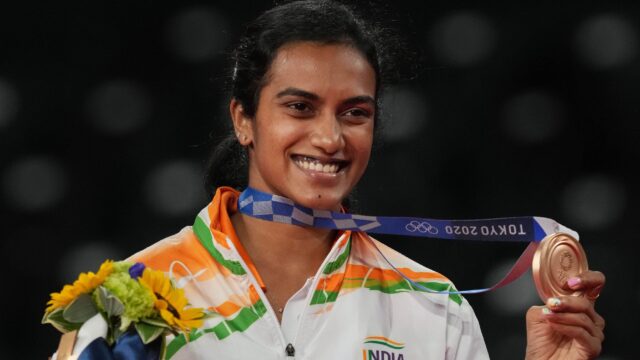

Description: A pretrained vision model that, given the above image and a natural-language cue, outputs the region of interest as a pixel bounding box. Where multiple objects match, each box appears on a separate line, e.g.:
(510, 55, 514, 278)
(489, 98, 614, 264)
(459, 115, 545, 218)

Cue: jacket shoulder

(127, 226, 203, 272)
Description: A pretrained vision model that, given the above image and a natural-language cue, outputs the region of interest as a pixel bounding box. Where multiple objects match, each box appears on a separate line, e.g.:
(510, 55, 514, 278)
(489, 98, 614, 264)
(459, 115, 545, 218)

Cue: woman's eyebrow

(276, 87, 374, 106)
(276, 87, 319, 100)
(342, 95, 375, 107)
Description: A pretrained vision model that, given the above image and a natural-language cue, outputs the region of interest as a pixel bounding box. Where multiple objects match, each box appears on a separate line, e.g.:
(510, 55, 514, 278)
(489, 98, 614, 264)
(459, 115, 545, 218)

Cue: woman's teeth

(294, 157, 340, 174)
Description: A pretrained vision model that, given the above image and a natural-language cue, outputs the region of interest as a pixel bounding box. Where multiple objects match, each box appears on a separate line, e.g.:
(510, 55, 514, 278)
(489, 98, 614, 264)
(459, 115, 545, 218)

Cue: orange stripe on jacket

(208, 187, 266, 291)
(129, 230, 232, 282)
(317, 264, 450, 292)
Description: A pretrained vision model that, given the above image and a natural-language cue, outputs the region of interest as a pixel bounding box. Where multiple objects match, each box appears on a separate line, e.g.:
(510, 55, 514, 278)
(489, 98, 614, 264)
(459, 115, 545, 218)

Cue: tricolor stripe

(311, 263, 462, 305)
(165, 295, 268, 359)
(364, 336, 405, 350)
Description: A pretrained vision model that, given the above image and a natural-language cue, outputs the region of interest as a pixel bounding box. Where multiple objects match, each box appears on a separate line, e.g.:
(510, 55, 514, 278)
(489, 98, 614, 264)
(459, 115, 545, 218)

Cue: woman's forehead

(263, 42, 376, 99)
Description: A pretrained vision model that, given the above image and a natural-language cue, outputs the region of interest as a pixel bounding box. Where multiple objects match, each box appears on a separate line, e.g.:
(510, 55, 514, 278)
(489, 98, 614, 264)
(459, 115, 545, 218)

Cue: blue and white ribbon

(238, 187, 577, 242)
(238, 187, 579, 295)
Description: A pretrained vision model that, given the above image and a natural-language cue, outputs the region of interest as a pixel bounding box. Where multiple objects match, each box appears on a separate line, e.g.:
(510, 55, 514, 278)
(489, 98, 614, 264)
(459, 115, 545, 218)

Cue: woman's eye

(344, 108, 371, 118)
(287, 102, 311, 112)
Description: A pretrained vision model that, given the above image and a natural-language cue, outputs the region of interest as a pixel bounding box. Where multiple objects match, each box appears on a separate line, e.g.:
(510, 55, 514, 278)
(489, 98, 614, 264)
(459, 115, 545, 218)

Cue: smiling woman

(47, 1, 605, 359)
(232, 42, 375, 210)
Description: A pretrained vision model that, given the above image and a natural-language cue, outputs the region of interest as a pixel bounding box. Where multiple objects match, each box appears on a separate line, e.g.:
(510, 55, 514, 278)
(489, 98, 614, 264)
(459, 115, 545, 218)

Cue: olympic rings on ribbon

(405, 220, 438, 234)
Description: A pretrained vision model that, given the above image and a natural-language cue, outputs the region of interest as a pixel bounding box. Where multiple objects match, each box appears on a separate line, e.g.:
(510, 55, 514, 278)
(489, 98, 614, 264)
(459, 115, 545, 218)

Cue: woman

(55, 1, 606, 358)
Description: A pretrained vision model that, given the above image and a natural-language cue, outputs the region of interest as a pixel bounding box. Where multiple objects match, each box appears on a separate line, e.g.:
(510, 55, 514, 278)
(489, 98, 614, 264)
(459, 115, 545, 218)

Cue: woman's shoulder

(127, 226, 200, 271)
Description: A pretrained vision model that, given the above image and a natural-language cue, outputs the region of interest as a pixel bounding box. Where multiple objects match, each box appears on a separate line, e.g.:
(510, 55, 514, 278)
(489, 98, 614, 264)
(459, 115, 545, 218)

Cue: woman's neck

(230, 211, 335, 276)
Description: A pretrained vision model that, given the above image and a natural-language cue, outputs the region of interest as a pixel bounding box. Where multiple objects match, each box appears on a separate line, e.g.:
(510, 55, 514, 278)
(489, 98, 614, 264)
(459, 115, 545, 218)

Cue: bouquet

(42, 260, 206, 351)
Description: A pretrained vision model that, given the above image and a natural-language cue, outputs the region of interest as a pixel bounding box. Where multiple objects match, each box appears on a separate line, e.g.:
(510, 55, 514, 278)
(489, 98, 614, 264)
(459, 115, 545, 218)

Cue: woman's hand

(525, 270, 605, 360)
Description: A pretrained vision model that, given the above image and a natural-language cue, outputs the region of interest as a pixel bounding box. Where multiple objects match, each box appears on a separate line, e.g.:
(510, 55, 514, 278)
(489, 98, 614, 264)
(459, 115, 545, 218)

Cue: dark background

(0, 1, 637, 358)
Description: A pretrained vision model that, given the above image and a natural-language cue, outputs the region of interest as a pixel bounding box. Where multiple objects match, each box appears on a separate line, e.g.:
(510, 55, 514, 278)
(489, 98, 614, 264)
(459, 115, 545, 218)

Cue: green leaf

(97, 286, 124, 318)
(120, 316, 133, 332)
(135, 321, 165, 344)
(141, 317, 171, 329)
(62, 294, 98, 323)
(42, 308, 82, 333)
(106, 316, 124, 346)
(111, 324, 125, 345)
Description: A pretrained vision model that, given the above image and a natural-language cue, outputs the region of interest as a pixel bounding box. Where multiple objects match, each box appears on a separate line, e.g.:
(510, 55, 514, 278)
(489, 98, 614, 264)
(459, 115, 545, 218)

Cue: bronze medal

(532, 232, 588, 302)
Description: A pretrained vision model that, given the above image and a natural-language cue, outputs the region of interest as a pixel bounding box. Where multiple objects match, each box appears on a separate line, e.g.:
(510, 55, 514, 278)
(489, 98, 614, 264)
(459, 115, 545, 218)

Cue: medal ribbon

(238, 187, 579, 295)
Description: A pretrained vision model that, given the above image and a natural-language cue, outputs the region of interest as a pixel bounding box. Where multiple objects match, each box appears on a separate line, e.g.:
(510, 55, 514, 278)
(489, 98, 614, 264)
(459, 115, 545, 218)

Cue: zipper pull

(285, 343, 295, 357)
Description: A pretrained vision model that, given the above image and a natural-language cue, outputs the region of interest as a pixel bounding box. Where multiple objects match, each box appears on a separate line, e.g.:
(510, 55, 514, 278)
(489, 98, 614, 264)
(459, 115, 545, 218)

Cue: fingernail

(542, 307, 553, 315)
(547, 297, 561, 308)
(567, 277, 581, 288)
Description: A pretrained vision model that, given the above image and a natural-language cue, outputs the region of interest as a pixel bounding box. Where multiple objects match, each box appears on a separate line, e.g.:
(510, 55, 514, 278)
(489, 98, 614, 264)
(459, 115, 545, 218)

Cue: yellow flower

(46, 260, 114, 313)
(139, 268, 204, 331)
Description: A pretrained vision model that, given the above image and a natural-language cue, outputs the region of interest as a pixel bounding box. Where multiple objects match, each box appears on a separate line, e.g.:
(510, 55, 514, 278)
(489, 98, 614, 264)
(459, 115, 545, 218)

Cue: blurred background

(0, 0, 637, 358)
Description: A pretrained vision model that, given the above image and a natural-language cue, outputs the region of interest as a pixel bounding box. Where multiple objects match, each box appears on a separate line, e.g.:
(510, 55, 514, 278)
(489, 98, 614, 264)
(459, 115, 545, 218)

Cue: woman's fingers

(543, 306, 605, 340)
(546, 295, 599, 321)
(543, 317, 603, 357)
(545, 296, 605, 338)
(567, 270, 606, 300)
(527, 270, 606, 358)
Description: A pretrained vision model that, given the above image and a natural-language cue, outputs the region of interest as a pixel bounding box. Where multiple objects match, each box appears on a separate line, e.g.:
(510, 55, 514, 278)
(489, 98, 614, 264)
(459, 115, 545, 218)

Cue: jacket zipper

(228, 241, 293, 358)
(229, 232, 350, 359)
(285, 343, 295, 357)
(289, 232, 352, 359)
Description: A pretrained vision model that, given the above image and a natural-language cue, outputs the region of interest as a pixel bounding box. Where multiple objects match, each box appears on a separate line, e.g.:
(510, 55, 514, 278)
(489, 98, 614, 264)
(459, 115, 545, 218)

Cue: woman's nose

(309, 115, 344, 154)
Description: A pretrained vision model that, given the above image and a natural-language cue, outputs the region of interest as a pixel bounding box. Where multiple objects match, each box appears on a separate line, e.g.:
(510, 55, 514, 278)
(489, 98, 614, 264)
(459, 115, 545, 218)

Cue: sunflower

(139, 268, 204, 331)
(46, 260, 114, 313)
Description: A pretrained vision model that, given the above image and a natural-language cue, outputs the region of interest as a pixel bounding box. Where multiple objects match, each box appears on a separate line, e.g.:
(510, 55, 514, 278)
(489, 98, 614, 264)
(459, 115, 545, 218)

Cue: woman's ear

(230, 98, 254, 146)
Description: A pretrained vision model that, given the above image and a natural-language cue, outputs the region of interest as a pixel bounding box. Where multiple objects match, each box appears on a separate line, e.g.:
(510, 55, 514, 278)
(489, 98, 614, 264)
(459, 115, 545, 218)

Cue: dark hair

(205, 0, 407, 197)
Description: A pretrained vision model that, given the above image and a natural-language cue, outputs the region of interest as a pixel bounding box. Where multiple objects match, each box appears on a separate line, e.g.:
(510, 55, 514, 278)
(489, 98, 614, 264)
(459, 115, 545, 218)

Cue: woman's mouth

(292, 155, 348, 174)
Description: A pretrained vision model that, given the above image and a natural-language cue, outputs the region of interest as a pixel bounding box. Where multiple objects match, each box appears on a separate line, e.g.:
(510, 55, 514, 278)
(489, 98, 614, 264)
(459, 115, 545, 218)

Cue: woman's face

(234, 42, 376, 210)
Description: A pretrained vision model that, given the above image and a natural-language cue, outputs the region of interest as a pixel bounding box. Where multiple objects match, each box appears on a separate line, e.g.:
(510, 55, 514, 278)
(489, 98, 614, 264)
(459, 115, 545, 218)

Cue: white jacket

(59, 188, 490, 359)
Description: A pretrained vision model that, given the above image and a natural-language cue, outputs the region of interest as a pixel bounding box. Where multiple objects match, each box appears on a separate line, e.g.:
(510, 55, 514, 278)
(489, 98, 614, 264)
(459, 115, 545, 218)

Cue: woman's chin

(292, 192, 345, 211)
